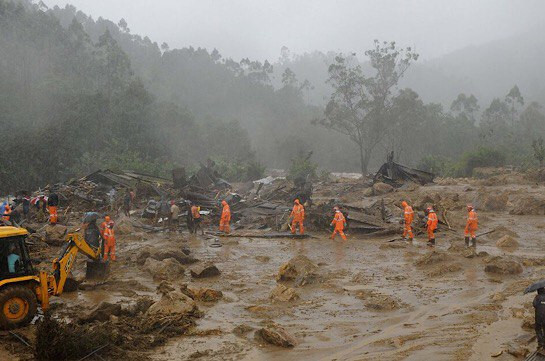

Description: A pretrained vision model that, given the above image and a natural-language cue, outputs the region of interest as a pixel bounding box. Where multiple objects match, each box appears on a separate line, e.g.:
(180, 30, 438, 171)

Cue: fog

(41, 0, 545, 61)
(2, 0, 545, 192)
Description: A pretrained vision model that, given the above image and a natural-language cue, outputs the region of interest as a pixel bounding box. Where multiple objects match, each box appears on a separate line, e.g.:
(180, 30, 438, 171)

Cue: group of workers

(401, 200, 478, 247)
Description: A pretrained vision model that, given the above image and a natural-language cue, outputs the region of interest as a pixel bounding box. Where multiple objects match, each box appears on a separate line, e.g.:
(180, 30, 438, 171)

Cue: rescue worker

(426, 207, 438, 246)
(464, 204, 478, 248)
(219, 200, 231, 234)
(191, 203, 203, 235)
(100, 215, 111, 238)
(47, 191, 59, 224)
(534, 288, 545, 352)
(290, 199, 305, 235)
(103, 222, 116, 261)
(401, 201, 414, 242)
(2, 204, 11, 222)
(330, 206, 347, 241)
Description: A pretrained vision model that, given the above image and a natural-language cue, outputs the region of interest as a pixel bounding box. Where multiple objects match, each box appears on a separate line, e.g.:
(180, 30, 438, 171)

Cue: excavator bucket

(86, 260, 109, 279)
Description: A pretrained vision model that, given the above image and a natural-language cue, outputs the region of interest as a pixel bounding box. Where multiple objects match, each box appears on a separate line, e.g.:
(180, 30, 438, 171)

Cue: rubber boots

(427, 238, 436, 247)
(465, 237, 470, 247)
(471, 237, 477, 248)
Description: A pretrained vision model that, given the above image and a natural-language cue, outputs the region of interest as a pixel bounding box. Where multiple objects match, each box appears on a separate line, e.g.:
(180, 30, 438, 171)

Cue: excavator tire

(0, 285, 37, 329)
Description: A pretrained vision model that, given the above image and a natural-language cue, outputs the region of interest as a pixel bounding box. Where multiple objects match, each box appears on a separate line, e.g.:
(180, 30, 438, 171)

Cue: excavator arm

(46, 232, 103, 299)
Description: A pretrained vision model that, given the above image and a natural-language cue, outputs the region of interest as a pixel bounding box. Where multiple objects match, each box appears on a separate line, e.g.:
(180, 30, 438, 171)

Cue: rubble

(484, 257, 523, 275)
(143, 257, 185, 281)
(374, 152, 434, 186)
(276, 255, 318, 286)
(496, 235, 519, 249)
(255, 325, 297, 348)
(190, 263, 221, 278)
(44, 224, 67, 245)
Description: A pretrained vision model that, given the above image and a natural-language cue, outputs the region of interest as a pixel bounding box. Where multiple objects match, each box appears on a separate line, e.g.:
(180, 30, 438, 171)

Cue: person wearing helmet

(401, 201, 414, 242)
(103, 222, 116, 261)
(100, 215, 111, 238)
(219, 200, 231, 234)
(330, 206, 347, 241)
(426, 207, 438, 246)
(290, 199, 305, 235)
(464, 205, 478, 247)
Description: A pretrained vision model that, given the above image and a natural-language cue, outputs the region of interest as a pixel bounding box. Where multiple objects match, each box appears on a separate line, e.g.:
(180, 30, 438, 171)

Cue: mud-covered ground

(3, 174, 545, 360)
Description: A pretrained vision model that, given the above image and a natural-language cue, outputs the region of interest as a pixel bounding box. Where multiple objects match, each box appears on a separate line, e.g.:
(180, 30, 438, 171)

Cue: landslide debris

(276, 255, 318, 286)
(255, 325, 297, 348)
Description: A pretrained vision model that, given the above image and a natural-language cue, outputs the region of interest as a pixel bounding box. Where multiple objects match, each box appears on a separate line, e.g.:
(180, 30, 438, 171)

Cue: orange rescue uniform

(2, 205, 11, 221)
(191, 205, 201, 219)
(103, 226, 116, 261)
(48, 206, 58, 224)
(465, 209, 478, 238)
(401, 201, 414, 239)
(290, 199, 305, 234)
(330, 210, 347, 240)
(427, 210, 438, 241)
(219, 201, 231, 233)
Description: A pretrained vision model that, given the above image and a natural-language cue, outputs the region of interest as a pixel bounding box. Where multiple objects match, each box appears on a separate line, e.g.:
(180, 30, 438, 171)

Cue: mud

(5, 174, 545, 360)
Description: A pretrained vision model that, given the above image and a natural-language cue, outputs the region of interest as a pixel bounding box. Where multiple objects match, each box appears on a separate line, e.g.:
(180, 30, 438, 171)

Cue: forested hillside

(2, 0, 545, 194)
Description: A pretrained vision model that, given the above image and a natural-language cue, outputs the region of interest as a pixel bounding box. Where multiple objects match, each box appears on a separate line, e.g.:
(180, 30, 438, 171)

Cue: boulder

(484, 257, 523, 275)
(276, 255, 318, 286)
(269, 284, 299, 303)
(496, 235, 519, 249)
(255, 325, 297, 348)
(147, 291, 197, 316)
(193, 288, 223, 302)
(137, 247, 198, 266)
(190, 263, 220, 278)
(143, 257, 185, 281)
(372, 182, 394, 195)
(44, 224, 67, 245)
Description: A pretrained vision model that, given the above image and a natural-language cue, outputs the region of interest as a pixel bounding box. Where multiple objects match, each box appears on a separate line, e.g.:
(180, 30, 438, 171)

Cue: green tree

(316, 41, 418, 174)
(505, 85, 524, 126)
(450, 93, 479, 123)
(532, 137, 545, 167)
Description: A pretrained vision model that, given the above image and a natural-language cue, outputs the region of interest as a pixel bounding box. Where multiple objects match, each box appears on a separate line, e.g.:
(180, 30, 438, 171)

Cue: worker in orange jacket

(464, 204, 478, 248)
(219, 200, 231, 234)
(426, 207, 438, 246)
(330, 206, 347, 241)
(401, 201, 414, 241)
(103, 222, 116, 261)
(290, 199, 305, 234)
(100, 216, 111, 238)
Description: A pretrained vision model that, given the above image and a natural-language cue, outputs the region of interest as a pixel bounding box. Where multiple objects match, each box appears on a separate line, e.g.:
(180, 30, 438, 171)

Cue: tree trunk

(358, 144, 371, 176)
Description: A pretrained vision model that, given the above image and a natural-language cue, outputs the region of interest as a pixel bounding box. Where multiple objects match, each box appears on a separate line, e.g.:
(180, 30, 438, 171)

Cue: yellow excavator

(0, 226, 109, 329)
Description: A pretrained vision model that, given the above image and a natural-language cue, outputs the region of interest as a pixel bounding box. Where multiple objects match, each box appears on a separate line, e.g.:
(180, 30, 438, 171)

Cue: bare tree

(315, 41, 418, 175)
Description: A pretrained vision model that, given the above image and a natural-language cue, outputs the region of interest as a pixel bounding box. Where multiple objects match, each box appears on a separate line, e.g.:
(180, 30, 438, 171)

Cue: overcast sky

(42, 0, 545, 62)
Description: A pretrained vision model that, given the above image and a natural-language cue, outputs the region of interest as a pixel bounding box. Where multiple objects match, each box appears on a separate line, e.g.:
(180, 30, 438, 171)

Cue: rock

(143, 257, 185, 281)
(114, 216, 134, 235)
(122, 297, 154, 316)
(276, 255, 318, 286)
(462, 248, 477, 258)
(373, 182, 394, 195)
(190, 263, 220, 278)
(255, 325, 297, 348)
(147, 291, 198, 316)
(414, 251, 450, 266)
(193, 288, 223, 302)
(269, 284, 299, 303)
(80, 302, 121, 323)
(496, 235, 519, 249)
(44, 224, 67, 245)
(484, 257, 523, 275)
(233, 324, 254, 337)
(356, 290, 406, 311)
(137, 247, 198, 267)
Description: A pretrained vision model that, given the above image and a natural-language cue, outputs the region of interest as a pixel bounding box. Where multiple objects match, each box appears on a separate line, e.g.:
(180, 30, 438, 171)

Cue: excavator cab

(0, 227, 39, 329)
(0, 226, 108, 329)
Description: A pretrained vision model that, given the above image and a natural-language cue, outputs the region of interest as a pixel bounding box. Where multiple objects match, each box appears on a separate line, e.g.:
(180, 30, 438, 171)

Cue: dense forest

(2, 0, 545, 193)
